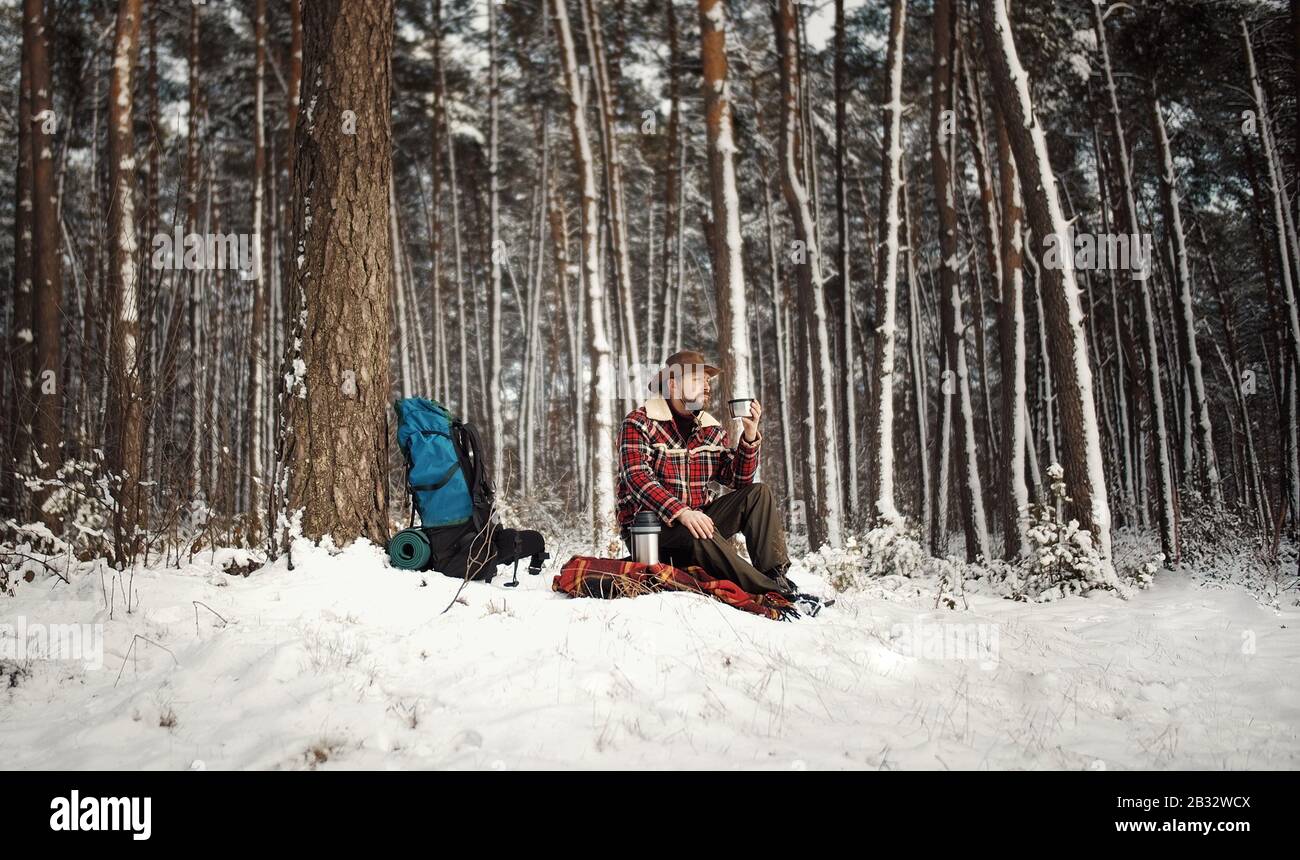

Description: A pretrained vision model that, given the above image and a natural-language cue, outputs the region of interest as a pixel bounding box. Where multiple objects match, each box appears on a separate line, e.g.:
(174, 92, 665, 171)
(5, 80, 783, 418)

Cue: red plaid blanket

(552, 555, 798, 621)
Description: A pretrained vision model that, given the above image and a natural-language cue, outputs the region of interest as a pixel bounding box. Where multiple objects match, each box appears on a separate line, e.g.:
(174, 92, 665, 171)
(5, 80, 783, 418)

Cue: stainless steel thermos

(629, 511, 661, 565)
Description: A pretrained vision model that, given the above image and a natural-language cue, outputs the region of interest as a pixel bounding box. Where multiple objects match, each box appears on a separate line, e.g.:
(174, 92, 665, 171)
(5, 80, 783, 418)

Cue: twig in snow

(193, 601, 229, 632)
(114, 635, 180, 688)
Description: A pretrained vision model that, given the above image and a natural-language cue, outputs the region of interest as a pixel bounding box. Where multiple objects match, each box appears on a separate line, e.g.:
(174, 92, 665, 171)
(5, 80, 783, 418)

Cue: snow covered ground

(1, 533, 1297, 770)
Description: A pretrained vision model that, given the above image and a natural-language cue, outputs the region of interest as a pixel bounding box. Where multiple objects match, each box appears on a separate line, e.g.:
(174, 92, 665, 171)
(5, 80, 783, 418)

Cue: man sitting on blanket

(615, 349, 798, 597)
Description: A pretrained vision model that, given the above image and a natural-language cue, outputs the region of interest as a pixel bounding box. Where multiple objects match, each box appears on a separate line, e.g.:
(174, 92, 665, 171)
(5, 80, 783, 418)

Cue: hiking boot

(791, 592, 834, 617)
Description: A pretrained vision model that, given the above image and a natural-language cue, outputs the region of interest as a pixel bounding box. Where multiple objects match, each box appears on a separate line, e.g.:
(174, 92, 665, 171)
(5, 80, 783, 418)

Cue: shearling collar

(643, 395, 721, 428)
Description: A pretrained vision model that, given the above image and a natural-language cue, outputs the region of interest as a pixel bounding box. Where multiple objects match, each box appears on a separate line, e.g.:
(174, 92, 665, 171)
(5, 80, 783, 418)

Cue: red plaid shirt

(616, 396, 762, 528)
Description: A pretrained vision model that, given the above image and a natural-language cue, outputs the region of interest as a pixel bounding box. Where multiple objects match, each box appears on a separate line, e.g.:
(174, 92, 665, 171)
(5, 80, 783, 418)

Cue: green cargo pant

(658, 483, 793, 595)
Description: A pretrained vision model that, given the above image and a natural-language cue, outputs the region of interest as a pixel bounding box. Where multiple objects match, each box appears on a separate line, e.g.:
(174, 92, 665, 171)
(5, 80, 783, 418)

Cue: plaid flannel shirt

(616, 396, 762, 528)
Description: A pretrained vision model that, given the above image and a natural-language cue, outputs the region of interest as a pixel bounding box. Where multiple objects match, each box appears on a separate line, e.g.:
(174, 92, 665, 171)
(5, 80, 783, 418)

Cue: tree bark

(698, 0, 753, 421)
(1094, 1, 1174, 564)
(8, 49, 34, 518)
(280, 0, 394, 548)
(774, 0, 843, 549)
(933, 0, 989, 561)
(867, 0, 907, 525)
(980, 0, 1114, 565)
(107, 0, 145, 561)
(1148, 82, 1221, 505)
(553, 0, 617, 547)
(24, 0, 63, 531)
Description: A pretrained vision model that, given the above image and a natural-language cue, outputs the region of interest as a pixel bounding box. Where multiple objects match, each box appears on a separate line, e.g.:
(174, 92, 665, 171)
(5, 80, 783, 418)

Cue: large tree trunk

(979, 0, 1114, 566)
(280, 0, 394, 548)
(698, 0, 753, 419)
(24, 0, 63, 531)
(774, 0, 843, 549)
(107, 0, 145, 562)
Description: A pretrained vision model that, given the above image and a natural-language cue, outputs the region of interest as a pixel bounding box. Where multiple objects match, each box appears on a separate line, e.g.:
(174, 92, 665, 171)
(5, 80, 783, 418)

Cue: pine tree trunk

(774, 0, 843, 549)
(993, 100, 1029, 559)
(24, 0, 63, 531)
(280, 0, 394, 548)
(1243, 18, 1300, 527)
(553, 0, 617, 548)
(107, 0, 145, 562)
(247, 0, 268, 542)
(7, 50, 34, 519)
(903, 168, 933, 532)
(834, 0, 859, 522)
(699, 0, 753, 421)
(980, 0, 1114, 566)
(1149, 83, 1221, 505)
(186, 2, 204, 506)
(867, 0, 907, 525)
(933, 0, 989, 561)
(487, 0, 504, 486)
(1093, 2, 1174, 564)
(661, 0, 681, 367)
(581, 0, 640, 386)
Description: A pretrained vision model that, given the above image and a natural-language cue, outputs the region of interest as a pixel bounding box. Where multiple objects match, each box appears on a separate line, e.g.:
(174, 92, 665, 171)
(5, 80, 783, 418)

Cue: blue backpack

(394, 397, 492, 530)
(392, 398, 549, 584)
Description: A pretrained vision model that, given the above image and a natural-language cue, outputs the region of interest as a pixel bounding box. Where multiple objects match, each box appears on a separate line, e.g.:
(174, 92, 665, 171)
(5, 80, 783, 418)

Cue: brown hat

(649, 349, 722, 394)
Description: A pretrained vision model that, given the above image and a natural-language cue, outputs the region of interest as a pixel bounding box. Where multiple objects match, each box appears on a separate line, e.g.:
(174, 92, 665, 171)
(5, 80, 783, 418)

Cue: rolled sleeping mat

(388, 527, 432, 571)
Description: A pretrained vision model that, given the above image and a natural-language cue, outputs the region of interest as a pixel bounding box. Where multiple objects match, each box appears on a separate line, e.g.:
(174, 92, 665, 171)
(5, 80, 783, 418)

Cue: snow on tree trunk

(186, 2, 205, 507)
(107, 0, 145, 562)
(834, 0, 858, 521)
(867, 0, 907, 525)
(1091, 112, 1138, 526)
(979, 0, 1114, 568)
(775, 0, 843, 549)
(903, 172, 933, 533)
(933, 0, 989, 562)
(581, 0, 640, 392)
(441, 51, 469, 418)
(247, 0, 268, 543)
(994, 101, 1029, 560)
(1093, 1, 1175, 565)
(23, 0, 63, 531)
(8, 48, 34, 519)
(1149, 84, 1221, 505)
(487, 0, 504, 488)
(699, 0, 754, 425)
(554, 0, 617, 549)
(1243, 18, 1300, 525)
(661, 0, 681, 369)
(280, 0, 394, 548)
